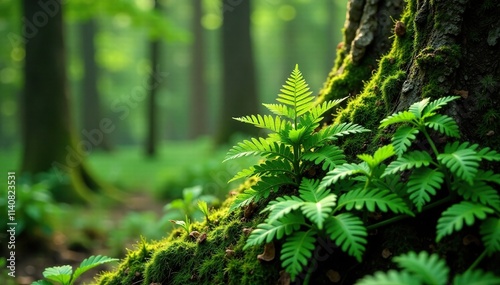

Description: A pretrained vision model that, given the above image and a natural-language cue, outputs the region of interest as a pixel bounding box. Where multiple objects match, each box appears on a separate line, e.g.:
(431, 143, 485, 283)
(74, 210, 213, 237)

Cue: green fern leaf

(453, 269, 500, 285)
(298, 178, 330, 201)
(264, 196, 303, 223)
(310, 122, 370, 147)
(425, 114, 460, 137)
(252, 175, 297, 199)
(320, 163, 370, 188)
(43, 265, 72, 285)
(262, 103, 294, 119)
(277, 65, 314, 118)
(306, 97, 348, 125)
(326, 213, 367, 262)
(233, 114, 289, 133)
(436, 201, 494, 242)
(422, 96, 460, 118)
(72, 255, 119, 284)
(357, 145, 395, 169)
(408, 98, 430, 118)
(253, 159, 294, 177)
(228, 167, 255, 183)
(475, 170, 500, 185)
(476, 147, 500, 162)
(302, 145, 346, 171)
(301, 195, 337, 230)
(438, 142, 480, 185)
(356, 270, 418, 285)
(229, 189, 258, 212)
(480, 218, 500, 256)
(454, 181, 500, 211)
(281, 229, 317, 281)
(380, 111, 416, 128)
(408, 168, 444, 212)
(244, 212, 305, 248)
(392, 126, 420, 155)
(337, 188, 413, 216)
(394, 251, 449, 285)
(224, 138, 280, 161)
(382, 151, 433, 177)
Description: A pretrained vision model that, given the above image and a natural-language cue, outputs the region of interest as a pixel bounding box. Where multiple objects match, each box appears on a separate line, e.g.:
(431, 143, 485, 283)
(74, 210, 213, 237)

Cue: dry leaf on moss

(326, 269, 341, 283)
(257, 242, 275, 261)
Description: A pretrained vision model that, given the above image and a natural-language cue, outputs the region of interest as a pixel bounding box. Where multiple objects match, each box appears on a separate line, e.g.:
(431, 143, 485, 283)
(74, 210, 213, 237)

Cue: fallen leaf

(463, 234, 481, 246)
(189, 231, 201, 239)
(197, 233, 207, 244)
(277, 270, 291, 285)
(326, 269, 341, 283)
(257, 242, 275, 262)
(225, 249, 235, 258)
(382, 248, 392, 259)
(452, 89, 468, 98)
(242, 228, 253, 236)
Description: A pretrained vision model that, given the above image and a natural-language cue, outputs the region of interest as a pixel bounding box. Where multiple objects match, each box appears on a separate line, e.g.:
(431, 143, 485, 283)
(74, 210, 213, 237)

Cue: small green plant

(32, 255, 118, 285)
(197, 200, 210, 222)
(225, 64, 369, 210)
(169, 215, 192, 236)
(162, 185, 218, 222)
(356, 251, 500, 285)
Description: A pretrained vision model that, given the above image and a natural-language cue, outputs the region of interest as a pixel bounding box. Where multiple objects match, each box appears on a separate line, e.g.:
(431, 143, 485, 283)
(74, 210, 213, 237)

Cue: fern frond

(253, 159, 294, 177)
(337, 188, 413, 216)
(233, 114, 290, 133)
(264, 196, 303, 223)
(228, 167, 255, 183)
(407, 168, 444, 212)
(382, 150, 434, 177)
(281, 229, 317, 281)
(453, 269, 500, 285)
(309, 122, 370, 147)
(379, 111, 416, 128)
(244, 212, 305, 248)
(320, 163, 370, 188)
(425, 114, 460, 137)
(356, 270, 418, 285)
(262, 103, 294, 119)
(475, 170, 500, 185)
(357, 145, 395, 169)
(230, 189, 259, 212)
(392, 126, 420, 155)
(307, 97, 347, 124)
(326, 213, 367, 262)
(252, 175, 297, 199)
(476, 147, 500, 162)
(225, 139, 294, 162)
(422, 96, 460, 118)
(408, 98, 430, 118)
(438, 141, 480, 185)
(454, 181, 500, 211)
(480, 218, 500, 256)
(73, 255, 119, 283)
(436, 201, 494, 242)
(298, 178, 329, 201)
(394, 251, 449, 285)
(302, 145, 346, 171)
(277, 65, 314, 118)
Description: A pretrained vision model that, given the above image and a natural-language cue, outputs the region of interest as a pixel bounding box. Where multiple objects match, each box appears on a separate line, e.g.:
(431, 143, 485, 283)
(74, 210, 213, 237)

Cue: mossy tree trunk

(321, 0, 500, 152)
(22, 0, 113, 202)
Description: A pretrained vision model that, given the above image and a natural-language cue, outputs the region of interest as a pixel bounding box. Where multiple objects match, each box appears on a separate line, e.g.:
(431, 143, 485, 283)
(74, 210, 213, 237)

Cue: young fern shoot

(225, 64, 370, 211)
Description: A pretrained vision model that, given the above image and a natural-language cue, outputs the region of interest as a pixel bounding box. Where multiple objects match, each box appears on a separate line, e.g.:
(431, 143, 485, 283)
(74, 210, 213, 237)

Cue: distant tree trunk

(146, 0, 161, 156)
(216, 0, 259, 144)
(189, 0, 208, 139)
(80, 18, 112, 151)
(21, 0, 112, 202)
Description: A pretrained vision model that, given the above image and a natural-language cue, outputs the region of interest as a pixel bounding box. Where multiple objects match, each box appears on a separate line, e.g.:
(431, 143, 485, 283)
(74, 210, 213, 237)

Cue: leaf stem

(468, 249, 487, 271)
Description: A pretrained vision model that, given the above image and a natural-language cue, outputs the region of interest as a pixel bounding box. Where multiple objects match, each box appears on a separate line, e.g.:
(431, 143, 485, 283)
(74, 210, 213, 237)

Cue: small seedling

(170, 215, 192, 236)
(32, 255, 118, 285)
(197, 200, 210, 222)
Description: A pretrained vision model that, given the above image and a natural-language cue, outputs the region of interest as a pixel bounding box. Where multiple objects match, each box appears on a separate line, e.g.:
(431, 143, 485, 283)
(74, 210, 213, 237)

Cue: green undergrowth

(96, 182, 280, 285)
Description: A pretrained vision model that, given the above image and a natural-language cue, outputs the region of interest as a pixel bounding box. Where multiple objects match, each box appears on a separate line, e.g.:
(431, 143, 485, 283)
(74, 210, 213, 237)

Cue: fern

(438, 142, 480, 185)
(407, 168, 444, 212)
(394, 251, 449, 285)
(244, 212, 305, 248)
(325, 213, 367, 262)
(382, 150, 433, 177)
(281, 229, 317, 281)
(379, 111, 416, 128)
(422, 96, 460, 118)
(357, 144, 395, 169)
(392, 125, 419, 155)
(454, 181, 500, 211)
(336, 188, 413, 216)
(320, 163, 370, 188)
(480, 218, 500, 255)
(302, 145, 346, 171)
(408, 98, 430, 119)
(425, 114, 460, 137)
(436, 201, 494, 242)
(453, 269, 500, 285)
(356, 270, 418, 285)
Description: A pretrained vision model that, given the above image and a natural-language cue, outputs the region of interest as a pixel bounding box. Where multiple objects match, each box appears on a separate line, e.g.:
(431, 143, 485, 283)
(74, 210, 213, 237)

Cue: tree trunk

(216, 0, 259, 144)
(21, 0, 114, 202)
(321, 0, 500, 153)
(146, 0, 161, 157)
(189, 0, 208, 139)
(80, 18, 112, 151)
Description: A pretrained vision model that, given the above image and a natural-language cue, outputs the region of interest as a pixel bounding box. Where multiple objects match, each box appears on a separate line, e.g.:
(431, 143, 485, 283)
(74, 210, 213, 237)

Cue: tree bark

(146, 0, 161, 157)
(21, 0, 113, 202)
(321, 0, 500, 153)
(189, 0, 208, 139)
(80, 18, 112, 151)
(216, 0, 259, 144)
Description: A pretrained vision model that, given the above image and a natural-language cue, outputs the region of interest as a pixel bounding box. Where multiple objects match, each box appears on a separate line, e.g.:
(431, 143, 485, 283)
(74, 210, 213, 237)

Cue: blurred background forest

(0, 0, 347, 283)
